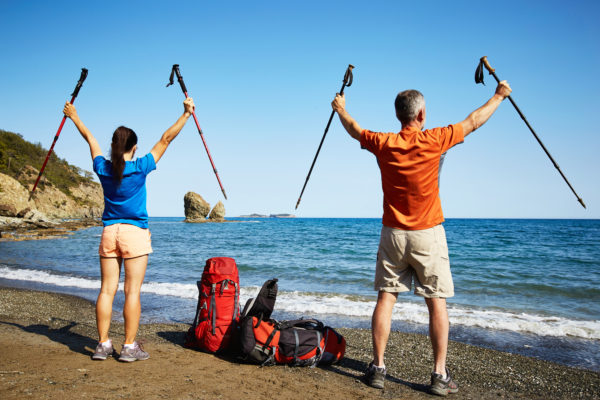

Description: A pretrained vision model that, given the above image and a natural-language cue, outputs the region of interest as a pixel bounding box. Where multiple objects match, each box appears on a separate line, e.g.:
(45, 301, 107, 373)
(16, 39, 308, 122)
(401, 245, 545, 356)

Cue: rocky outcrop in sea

(208, 201, 225, 221)
(184, 191, 226, 223)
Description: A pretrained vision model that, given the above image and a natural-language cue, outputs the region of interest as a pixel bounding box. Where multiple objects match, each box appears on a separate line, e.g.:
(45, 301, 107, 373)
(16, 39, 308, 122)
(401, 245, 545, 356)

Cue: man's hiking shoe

(92, 342, 116, 360)
(430, 368, 459, 396)
(364, 362, 386, 389)
(118, 342, 149, 362)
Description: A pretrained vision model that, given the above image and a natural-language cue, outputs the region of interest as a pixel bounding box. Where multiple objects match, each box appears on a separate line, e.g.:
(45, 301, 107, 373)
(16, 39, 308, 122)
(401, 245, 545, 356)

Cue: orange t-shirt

(360, 124, 464, 230)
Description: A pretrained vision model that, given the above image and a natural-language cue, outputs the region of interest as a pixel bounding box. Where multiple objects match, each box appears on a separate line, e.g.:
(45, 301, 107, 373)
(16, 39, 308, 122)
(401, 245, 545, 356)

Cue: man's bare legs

(371, 293, 449, 375)
(425, 297, 449, 375)
(371, 291, 398, 366)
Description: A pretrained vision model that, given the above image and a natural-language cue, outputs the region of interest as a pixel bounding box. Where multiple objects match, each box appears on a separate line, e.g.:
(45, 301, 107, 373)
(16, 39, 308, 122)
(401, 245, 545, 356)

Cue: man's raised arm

(332, 93, 362, 141)
(460, 80, 512, 137)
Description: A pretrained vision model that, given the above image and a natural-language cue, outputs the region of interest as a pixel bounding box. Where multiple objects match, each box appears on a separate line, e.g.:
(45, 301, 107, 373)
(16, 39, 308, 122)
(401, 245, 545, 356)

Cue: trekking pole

(475, 56, 586, 209)
(295, 64, 354, 210)
(166, 64, 227, 200)
(30, 68, 88, 199)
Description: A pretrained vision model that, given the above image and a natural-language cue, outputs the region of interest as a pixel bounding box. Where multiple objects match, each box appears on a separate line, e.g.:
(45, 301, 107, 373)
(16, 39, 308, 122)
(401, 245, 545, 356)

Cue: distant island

(237, 213, 296, 218)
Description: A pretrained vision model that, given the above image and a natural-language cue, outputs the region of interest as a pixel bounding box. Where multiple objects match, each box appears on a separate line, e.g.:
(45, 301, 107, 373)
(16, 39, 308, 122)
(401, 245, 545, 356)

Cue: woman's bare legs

(96, 257, 122, 342)
(123, 255, 148, 344)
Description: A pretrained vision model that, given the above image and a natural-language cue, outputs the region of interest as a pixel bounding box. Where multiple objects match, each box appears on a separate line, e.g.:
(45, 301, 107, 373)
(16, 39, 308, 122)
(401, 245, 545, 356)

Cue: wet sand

(0, 287, 598, 399)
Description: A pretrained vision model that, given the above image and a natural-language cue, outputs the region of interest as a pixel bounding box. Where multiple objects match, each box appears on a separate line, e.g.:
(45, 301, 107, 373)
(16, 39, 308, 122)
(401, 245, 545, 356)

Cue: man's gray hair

(394, 90, 425, 124)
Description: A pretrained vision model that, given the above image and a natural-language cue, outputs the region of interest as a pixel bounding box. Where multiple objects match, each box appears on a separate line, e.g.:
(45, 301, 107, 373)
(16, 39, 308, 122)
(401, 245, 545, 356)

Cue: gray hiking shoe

(92, 342, 116, 360)
(430, 368, 459, 396)
(118, 342, 150, 362)
(364, 362, 386, 389)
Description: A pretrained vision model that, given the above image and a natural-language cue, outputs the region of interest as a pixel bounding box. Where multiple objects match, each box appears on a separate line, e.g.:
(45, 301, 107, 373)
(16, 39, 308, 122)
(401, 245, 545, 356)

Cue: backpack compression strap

(191, 280, 204, 327)
(262, 324, 279, 358)
(313, 331, 323, 366)
(210, 283, 217, 335)
(217, 279, 240, 322)
(233, 281, 240, 321)
(292, 330, 322, 366)
(293, 330, 300, 363)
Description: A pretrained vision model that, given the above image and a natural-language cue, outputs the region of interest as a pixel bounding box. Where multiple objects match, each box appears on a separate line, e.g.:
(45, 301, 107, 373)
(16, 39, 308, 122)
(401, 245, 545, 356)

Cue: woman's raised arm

(64, 103, 102, 160)
(150, 97, 194, 164)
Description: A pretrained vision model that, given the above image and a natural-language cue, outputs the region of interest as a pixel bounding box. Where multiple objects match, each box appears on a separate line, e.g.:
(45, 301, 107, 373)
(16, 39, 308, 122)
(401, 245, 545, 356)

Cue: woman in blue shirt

(64, 97, 194, 362)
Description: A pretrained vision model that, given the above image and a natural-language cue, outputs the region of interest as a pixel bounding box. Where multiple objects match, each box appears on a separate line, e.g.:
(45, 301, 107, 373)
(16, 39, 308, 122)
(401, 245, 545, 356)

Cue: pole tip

(579, 198, 586, 209)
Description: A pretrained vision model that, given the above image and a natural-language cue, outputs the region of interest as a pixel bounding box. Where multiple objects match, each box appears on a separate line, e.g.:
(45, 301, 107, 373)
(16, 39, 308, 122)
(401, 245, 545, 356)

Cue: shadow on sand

(1, 318, 97, 357)
(156, 328, 430, 395)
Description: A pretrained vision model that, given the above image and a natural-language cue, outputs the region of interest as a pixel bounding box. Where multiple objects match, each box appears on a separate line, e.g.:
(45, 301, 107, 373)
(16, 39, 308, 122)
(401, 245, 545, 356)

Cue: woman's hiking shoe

(92, 342, 116, 360)
(430, 368, 459, 396)
(118, 342, 150, 362)
(364, 362, 386, 389)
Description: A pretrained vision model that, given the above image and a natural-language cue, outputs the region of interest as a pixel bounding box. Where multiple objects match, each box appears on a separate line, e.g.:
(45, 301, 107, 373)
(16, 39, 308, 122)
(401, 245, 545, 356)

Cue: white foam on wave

(241, 286, 600, 340)
(0, 266, 100, 290)
(1, 266, 598, 340)
(0, 266, 200, 299)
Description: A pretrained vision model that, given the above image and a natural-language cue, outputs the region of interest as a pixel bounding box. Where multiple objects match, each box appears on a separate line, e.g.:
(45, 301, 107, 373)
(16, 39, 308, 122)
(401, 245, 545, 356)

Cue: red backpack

(185, 257, 240, 353)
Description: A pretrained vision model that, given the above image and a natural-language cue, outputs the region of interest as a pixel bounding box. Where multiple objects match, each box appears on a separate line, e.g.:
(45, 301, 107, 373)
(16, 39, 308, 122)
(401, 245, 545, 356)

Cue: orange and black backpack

(185, 257, 240, 353)
(238, 279, 346, 366)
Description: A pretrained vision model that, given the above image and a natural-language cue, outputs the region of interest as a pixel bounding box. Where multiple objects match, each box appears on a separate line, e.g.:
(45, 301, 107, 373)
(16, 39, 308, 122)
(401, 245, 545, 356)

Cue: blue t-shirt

(93, 153, 156, 228)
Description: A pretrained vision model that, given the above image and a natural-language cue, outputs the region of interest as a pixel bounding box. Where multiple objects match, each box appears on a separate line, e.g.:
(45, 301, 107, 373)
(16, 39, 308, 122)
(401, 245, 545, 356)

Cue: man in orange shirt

(332, 80, 512, 396)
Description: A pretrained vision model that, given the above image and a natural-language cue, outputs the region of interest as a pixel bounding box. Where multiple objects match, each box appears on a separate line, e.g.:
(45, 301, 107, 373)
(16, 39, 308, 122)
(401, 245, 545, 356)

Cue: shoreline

(1, 269, 599, 373)
(0, 286, 598, 399)
(0, 217, 101, 241)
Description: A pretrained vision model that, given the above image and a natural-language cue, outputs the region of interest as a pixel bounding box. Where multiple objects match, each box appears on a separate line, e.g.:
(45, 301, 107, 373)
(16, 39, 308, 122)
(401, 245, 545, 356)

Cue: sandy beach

(0, 286, 598, 399)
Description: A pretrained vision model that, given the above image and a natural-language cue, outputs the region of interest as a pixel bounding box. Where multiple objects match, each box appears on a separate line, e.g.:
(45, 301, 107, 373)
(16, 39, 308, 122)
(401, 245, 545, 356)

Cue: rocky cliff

(0, 129, 103, 220)
(0, 171, 103, 219)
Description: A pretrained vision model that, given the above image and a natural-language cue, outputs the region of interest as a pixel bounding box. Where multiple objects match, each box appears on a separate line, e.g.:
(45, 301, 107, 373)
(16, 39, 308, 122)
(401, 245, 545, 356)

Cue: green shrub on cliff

(0, 129, 95, 195)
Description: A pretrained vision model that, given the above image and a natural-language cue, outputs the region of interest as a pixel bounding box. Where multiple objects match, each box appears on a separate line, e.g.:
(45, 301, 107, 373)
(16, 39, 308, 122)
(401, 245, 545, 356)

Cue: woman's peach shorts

(98, 223, 153, 259)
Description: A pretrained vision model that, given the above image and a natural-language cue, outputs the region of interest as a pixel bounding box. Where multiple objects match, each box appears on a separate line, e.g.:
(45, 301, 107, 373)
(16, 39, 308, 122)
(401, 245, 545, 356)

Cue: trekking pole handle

(343, 64, 354, 88)
(174, 64, 188, 93)
(70, 68, 88, 98)
(166, 64, 188, 94)
(176, 64, 188, 93)
(480, 56, 495, 75)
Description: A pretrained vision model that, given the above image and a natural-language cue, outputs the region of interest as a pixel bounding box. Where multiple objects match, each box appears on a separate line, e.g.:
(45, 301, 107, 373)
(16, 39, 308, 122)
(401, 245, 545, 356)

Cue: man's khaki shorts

(99, 223, 153, 259)
(374, 224, 454, 298)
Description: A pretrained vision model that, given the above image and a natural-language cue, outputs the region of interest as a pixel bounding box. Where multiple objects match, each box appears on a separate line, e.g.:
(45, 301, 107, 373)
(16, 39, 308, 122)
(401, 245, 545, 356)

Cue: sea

(1, 218, 599, 371)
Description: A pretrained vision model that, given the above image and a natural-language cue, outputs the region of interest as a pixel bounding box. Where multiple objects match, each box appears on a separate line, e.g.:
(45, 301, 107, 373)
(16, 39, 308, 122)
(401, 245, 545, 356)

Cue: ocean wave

(0, 266, 101, 290)
(1, 266, 598, 340)
(266, 289, 600, 340)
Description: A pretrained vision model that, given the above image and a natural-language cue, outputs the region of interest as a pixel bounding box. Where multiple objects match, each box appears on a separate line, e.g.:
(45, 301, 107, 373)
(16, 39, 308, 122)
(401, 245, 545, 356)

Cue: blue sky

(1, 0, 598, 218)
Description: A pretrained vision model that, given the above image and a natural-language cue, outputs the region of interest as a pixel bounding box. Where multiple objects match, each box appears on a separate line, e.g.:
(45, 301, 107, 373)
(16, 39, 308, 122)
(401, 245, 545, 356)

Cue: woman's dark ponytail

(110, 126, 138, 184)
